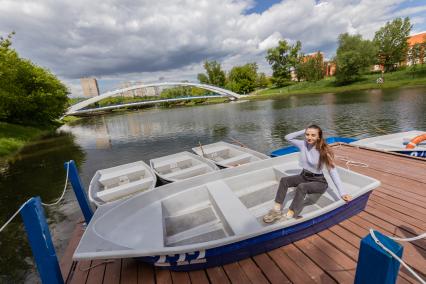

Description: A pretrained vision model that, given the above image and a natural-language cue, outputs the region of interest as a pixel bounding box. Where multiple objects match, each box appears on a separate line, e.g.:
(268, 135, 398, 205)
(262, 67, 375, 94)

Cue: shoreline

(247, 78, 426, 100)
(0, 123, 51, 160)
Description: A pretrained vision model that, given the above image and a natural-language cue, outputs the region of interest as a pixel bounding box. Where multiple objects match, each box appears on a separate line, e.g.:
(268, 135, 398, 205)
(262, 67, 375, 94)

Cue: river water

(0, 87, 425, 282)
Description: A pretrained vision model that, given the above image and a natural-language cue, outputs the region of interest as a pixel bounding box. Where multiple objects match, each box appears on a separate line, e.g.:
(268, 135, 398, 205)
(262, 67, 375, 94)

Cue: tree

(265, 40, 302, 87)
(0, 33, 69, 125)
(295, 52, 324, 82)
(226, 63, 258, 94)
(197, 60, 226, 87)
(335, 33, 377, 84)
(256, 72, 269, 88)
(374, 17, 412, 72)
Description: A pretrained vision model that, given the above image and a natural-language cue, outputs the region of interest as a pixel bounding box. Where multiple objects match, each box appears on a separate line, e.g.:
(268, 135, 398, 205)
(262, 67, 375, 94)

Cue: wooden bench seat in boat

(97, 176, 154, 202)
(162, 164, 208, 180)
(99, 166, 145, 187)
(219, 153, 252, 166)
(207, 181, 262, 235)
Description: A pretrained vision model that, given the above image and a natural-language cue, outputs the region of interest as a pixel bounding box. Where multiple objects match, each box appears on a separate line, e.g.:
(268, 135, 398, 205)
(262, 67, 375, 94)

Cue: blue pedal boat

(73, 153, 380, 271)
(270, 136, 357, 157)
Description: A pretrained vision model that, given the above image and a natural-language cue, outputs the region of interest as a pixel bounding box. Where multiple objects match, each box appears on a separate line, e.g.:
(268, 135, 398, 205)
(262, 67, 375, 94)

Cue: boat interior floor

(160, 165, 340, 247)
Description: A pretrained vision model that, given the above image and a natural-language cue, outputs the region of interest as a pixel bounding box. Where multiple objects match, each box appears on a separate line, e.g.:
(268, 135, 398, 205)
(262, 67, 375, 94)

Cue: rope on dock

(370, 229, 426, 284)
(336, 155, 369, 170)
(0, 162, 70, 232)
(79, 260, 115, 271)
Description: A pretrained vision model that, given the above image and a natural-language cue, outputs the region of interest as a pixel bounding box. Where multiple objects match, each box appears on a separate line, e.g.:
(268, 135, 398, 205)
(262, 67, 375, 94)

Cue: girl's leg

(289, 181, 328, 217)
(274, 175, 306, 207)
(264, 175, 305, 223)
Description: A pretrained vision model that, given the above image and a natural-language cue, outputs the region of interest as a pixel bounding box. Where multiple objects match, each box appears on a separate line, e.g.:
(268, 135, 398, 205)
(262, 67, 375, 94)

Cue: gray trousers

(275, 170, 328, 217)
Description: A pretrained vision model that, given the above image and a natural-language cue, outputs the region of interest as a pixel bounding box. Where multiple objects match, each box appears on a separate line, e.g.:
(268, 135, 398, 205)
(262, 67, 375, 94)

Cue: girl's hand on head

(341, 194, 352, 202)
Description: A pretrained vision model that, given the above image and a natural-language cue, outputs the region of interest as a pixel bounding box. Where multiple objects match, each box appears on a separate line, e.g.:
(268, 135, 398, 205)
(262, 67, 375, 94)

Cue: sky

(1, 0, 426, 96)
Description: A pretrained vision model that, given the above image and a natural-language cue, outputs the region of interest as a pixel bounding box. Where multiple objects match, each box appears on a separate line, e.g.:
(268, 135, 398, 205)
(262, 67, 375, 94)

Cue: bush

(0, 33, 69, 126)
(335, 33, 377, 85)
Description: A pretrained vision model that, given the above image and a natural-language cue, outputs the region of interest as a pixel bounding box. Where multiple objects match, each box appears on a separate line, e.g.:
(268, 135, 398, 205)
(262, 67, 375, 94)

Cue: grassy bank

(253, 66, 426, 99)
(0, 123, 48, 158)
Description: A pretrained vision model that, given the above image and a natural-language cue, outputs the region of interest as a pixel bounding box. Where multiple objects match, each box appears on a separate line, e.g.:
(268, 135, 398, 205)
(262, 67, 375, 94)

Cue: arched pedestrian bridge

(66, 82, 242, 116)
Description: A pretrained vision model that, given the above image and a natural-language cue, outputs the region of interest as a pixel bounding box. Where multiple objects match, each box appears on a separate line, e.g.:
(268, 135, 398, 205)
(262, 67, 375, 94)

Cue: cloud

(1, 0, 425, 95)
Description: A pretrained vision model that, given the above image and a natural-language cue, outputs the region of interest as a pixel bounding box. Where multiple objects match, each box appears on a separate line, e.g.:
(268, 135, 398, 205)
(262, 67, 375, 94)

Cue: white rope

(390, 232, 426, 242)
(79, 260, 115, 271)
(336, 155, 369, 170)
(0, 162, 70, 232)
(42, 162, 70, 206)
(0, 201, 29, 233)
(369, 229, 426, 284)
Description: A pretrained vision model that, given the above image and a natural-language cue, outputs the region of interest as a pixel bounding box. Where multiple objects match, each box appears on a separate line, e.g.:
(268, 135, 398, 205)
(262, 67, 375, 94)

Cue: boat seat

(97, 176, 154, 202)
(153, 157, 193, 169)
(99, 166, 145, 187)
(219, 153, 252, 166)
(203, 146, 229, 155)
(207, 181, 262, 235)
(163, 164, 208, 180)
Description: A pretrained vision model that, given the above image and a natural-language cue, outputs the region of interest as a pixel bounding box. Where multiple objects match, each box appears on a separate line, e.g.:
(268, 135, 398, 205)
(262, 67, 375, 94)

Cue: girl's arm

(329, 167, 348, 197)
(284, 129, 306, 149)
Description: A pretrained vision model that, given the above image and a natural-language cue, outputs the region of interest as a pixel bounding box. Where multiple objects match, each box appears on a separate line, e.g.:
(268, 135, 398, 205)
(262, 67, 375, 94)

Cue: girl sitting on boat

(263, 125, 352, 223)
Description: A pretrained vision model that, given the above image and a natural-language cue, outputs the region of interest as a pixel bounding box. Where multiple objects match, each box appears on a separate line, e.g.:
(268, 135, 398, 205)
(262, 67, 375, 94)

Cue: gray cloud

(0, 0, 425, 96)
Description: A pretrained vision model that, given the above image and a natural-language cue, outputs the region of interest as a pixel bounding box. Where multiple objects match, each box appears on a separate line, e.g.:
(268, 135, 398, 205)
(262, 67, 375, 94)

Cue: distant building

(406, 31, 426, 66)
(81, 77, 100, 97)
(291, 52, 327, 81)
(325, 61, 336, 77)
(374, 31, 426, 70)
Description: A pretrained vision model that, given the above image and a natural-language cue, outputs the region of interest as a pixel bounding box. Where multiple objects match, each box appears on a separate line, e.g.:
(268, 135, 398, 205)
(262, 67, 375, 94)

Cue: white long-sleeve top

(285, 129, 347, 197)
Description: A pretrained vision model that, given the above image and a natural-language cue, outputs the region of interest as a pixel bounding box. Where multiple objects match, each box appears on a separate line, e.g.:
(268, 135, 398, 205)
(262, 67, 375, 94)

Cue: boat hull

(395, 150, 426, 158)
(138, 190, 371, 271)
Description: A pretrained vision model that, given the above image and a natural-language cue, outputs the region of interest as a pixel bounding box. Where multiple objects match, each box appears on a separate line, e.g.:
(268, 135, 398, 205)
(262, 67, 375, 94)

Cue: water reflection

(0, 132, 85, 282)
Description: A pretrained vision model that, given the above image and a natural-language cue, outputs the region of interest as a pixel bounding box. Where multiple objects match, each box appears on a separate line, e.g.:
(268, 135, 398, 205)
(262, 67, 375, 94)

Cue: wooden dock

(60, 144, 425, 284)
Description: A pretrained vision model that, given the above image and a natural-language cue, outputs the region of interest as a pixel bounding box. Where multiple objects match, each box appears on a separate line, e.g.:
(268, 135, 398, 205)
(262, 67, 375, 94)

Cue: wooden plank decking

(60, 144, 426, 284)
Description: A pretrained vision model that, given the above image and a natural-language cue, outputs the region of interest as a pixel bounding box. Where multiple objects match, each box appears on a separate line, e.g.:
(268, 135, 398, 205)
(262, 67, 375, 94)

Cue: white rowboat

(88, 161, 157, 206)
(192, 141, 270, 168)
(351, 130, 426, 158)
(75, 153, 380, 270)
(150, 151, 219, 183)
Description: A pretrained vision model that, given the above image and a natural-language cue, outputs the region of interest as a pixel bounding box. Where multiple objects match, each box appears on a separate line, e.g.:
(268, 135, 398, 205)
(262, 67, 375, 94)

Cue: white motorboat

(150, 151, 219, 183)
(192, 141, 270, 168)
(351, 130, 426, 158)
(88, 161, 157, 206)
(75, 153, 380, 270)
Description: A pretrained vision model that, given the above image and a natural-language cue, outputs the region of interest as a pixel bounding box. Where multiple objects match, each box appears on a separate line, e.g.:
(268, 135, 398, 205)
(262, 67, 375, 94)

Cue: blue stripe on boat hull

(138, 191, 371, 271)
(395, 150, 426, 158)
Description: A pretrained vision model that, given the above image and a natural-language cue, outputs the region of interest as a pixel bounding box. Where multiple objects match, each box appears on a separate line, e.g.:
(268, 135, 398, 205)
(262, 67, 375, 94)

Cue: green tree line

(266, 17, 425, 85)
(199, 16, 425, 91)
(197, 61, 269, 94)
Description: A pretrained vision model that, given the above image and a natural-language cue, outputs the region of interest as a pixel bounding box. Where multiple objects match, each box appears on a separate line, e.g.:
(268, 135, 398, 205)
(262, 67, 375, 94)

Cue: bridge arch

(66, 82, 241, 115)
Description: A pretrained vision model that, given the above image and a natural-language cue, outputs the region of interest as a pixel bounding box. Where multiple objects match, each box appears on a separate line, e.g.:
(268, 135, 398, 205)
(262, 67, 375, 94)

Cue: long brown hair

(307, 125, 335, 170)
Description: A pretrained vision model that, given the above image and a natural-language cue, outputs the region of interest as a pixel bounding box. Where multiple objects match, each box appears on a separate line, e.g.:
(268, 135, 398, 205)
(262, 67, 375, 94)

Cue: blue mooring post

(355, 230, 403, 284)
(20, 197, 64, 284)
(66, 160, 93, 224)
